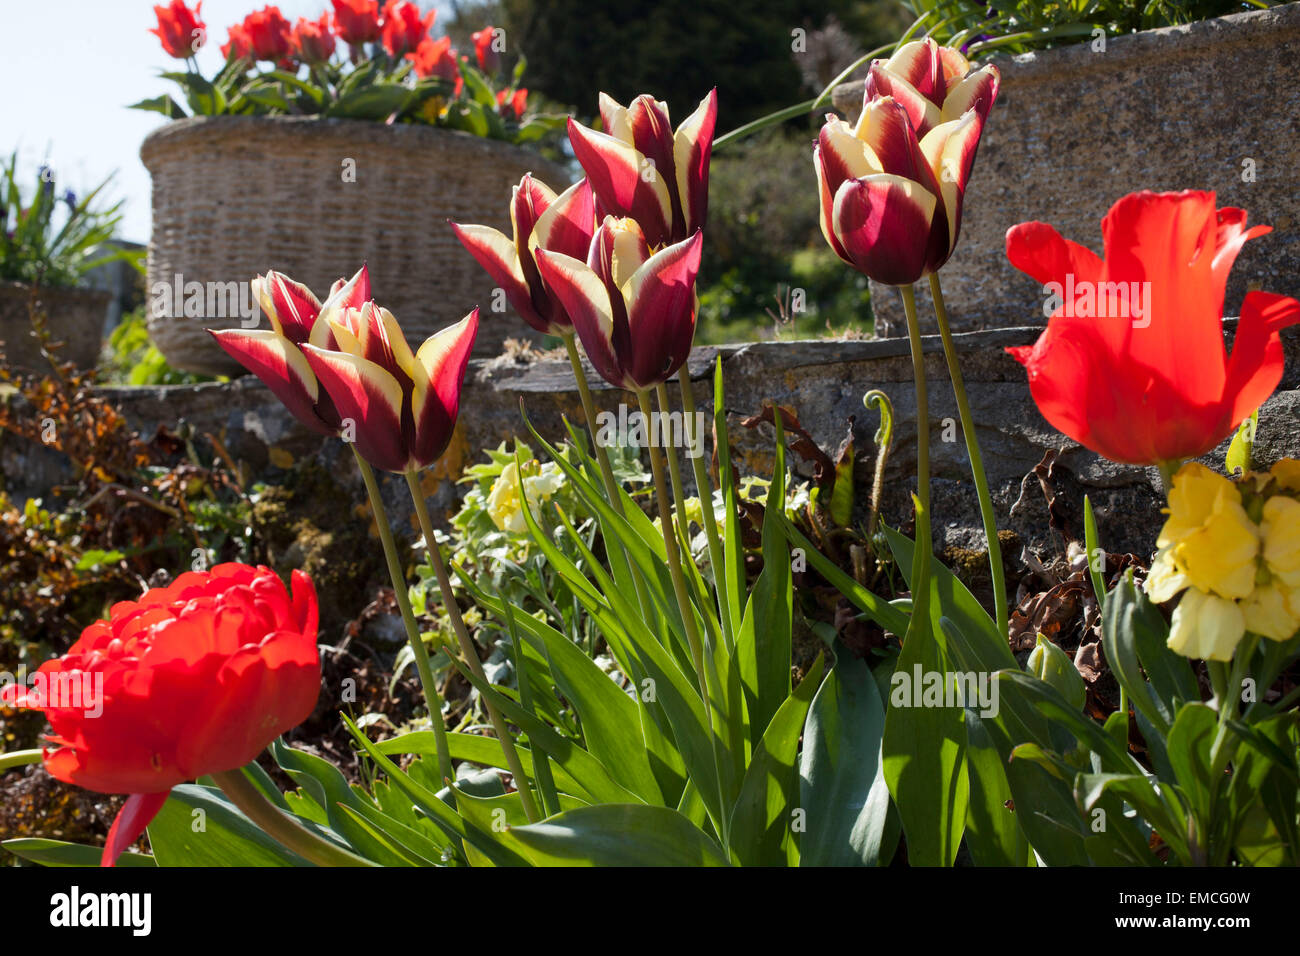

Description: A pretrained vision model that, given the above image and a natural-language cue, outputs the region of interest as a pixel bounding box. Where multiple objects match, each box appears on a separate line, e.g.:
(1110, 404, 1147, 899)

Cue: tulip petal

(819, 118, 883, 184)
(881, 38, 945, 104)
(672, 89, 717, 237)
(1005, 221, 1104, 289)
(102, 791, 171, 867)
(529, 178, 596, 262)
(449, 220, 547, 332)
(628, 96, 679, 214)
(1221, 291, 1300, 428)
(253, 272, 321, 344)
(940, 64, 1000, 125)
(1212, 207, 1271, 307)
(598, 91, 632, 143)
(865, 61, 942, 136)
(568, 117, 673, 248)
(301, 345, 408, 472)
(919, 110, 986, 266)
(623, 231, 703, 389)
(831, 174, 937, 286)
(311, 265, 371, 349)
(208, 329, 337, 435)
(855, 97, 940, 194)
(408, 309, 478, 468)
(534, 249, 625, 388)
(814, 146, 852, 265)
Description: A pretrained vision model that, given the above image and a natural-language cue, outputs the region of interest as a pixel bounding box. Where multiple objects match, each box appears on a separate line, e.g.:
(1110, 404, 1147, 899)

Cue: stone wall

(6, 326, 1296, 578)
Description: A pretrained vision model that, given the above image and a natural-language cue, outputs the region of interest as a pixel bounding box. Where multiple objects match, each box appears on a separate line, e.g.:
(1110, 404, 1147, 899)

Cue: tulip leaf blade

(147, 784, 315, 867)
(505, 804, 730, 867)
(3, 838, 156, 868)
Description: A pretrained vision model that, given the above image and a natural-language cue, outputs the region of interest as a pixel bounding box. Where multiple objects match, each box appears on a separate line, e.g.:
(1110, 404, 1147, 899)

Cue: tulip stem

(1157, 460, 1181, 496)
(678, 371, 734, 650)
(562, 331, 655, 624)
(656, 383, 695, 556)
(211, 767, 376, 867)
(637, 388, 727, 845)
(351, 446, 453, 787)
(0, 749, 43, 773)
(404, 471, 541, 824)
(929, 272, 1008, 638)
(901, 282, 933, 626)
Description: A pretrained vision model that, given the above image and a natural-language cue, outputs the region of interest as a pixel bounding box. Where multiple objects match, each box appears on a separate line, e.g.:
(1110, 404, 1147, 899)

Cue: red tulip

(472, 25, 499, 73)
(209, 266, 371, 436)
(242, 5, 293, 62)
(380, 0, 434, 58)
(149, 0, 205, 59)
(300, 306, 479, 474)
(534, 218, 703, 392)
(451, 176, 595, 336)
(496, 87, 527, 121)
(1006, 190, 1300, 466)
(407, 35, 458, 83)
(567, 89, 717, 249)
(292, 12, 336, 65)
(221, 23, 253, 60)
(815, 39, 999, 286)
(331, 0, 381, 45)
(0, 564, 320, 866)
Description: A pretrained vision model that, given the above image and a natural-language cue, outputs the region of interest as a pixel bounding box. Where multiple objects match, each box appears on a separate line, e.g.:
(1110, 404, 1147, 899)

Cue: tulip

(380, 0, 435, 58)
(1006, 191, 1300, 467)
(242, 6, 293, 63)
(300, 303, 479, 474)
(292, 12, 336, 65)
(331, 0, 381, 45)
(450, 176, 595, 336)
(497, 87, 527, 121)
(0, 564, 320, 866)
(567, 89, 717, 249)
(209, 265, 370, 437)
(149, 0, 205, 59)
(472, 25, 500, 73)
(814, 46, 999, 285)
(221, 23, 253, 60)
(534, 217, 703, 392)
(407, 35, 458, 84)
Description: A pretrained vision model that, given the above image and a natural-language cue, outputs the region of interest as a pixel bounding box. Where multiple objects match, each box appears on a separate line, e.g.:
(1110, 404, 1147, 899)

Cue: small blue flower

(62, 189, 78, 209)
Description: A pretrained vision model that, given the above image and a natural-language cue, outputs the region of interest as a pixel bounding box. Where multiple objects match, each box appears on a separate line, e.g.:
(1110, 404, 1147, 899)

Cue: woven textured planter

(141, 116, 571, 376)
(0, 281, 110, 373)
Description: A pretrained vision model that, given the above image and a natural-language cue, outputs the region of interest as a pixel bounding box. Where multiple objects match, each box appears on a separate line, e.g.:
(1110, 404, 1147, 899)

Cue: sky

(3, 0, 448, 243)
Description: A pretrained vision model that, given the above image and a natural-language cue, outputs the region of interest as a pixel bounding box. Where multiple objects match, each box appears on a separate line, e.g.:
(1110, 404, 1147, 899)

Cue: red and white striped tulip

(815, 40, 999, 285)
(300, 303, 478, 474)
(208, 265, 371, 436)
(567, 89, 717, 249)
(533, 216, 703, 392)
(450, 175, 595, 336)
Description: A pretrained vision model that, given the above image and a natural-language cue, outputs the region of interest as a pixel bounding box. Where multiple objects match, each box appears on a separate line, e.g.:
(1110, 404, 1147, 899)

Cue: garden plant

(1, 2, 1298, 874)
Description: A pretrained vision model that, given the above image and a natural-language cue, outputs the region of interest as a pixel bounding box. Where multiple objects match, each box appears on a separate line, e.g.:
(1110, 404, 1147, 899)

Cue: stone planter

(141, 116, 571, 375)
(0, 281, 110, 373)
(832, 3, 1300, 336)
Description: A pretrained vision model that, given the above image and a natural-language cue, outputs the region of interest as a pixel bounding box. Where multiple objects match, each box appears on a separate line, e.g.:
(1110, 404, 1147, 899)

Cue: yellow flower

(485, 460, 562, 533)
(1261, 495, 1300, 588)
(1167, 589, 1245, 662)
(1241, 582, 1298, 642)
(1269, 458, 1300, 494)
(1148, 462, 1259, 600)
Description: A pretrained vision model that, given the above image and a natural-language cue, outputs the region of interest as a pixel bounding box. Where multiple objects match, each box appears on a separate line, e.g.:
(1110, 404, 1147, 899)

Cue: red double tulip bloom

(380, 0, 434, 57)
(451, 176, 595, 337)
(534, 218, 703, 392)
(1006, 190, 1300, 466)
(292, 12, 336, 65)
(150, 0, 205, 59)
(567, 90, 717, 249)
(815, 38, 999, 286)
(331, 0, 381, 45)
(242, 5, 293, 62)
(497, 87, 527, 121)
(1, 564, 320, 866)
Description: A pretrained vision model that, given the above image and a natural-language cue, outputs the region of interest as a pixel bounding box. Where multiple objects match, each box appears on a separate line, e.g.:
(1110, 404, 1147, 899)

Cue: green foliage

(0, 153, 141, 288)
(98, 309, 223, 386)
